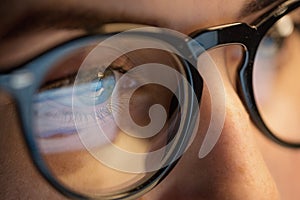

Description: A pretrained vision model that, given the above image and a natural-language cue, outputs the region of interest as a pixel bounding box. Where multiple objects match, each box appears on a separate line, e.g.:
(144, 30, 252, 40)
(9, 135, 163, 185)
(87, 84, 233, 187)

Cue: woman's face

(1, 0, 299, 199)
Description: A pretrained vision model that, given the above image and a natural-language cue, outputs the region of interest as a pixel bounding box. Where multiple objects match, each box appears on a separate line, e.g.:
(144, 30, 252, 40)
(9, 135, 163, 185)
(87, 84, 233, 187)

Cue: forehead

(0, 0, 274, 69)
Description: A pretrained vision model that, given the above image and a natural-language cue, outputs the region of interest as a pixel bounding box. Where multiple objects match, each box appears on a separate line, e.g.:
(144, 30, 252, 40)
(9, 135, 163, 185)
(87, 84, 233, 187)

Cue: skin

(0, 0, 299, 199)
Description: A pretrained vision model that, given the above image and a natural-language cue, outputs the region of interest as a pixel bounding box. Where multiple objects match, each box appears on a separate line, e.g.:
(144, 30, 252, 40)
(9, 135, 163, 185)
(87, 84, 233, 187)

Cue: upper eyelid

(0, 29, 86, 72)
(0, 18, 142, 70)
(38, 62, 129, 93)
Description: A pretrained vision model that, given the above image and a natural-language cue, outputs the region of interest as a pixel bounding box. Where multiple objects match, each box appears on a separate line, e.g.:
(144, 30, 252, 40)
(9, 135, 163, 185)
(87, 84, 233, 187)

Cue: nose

(142, 48, 280, 200)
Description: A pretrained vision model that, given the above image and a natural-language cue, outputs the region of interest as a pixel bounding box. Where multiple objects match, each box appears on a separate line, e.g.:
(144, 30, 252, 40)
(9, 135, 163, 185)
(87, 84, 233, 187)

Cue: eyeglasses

(0, 0, 300, 199)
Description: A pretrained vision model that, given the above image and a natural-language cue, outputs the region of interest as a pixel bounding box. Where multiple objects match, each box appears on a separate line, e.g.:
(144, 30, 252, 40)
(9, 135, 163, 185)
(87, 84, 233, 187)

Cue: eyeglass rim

(0, 0, 299, 199)
(239, 0, 300, 148)
(0, 31, 202, 199)
(189, 0, 300, 148)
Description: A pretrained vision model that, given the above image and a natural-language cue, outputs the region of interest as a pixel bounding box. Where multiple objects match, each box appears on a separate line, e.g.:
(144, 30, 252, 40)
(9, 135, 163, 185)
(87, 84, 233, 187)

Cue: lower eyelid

(33, 95, 114, 137)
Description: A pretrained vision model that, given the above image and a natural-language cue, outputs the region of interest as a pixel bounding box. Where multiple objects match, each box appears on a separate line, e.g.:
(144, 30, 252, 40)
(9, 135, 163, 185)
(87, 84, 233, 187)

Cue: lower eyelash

(34, 103, 114, 138)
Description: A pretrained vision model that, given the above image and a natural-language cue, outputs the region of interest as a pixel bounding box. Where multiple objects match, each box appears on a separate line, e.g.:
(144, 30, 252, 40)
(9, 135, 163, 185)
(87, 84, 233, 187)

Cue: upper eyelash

(38, 64, 128, 92)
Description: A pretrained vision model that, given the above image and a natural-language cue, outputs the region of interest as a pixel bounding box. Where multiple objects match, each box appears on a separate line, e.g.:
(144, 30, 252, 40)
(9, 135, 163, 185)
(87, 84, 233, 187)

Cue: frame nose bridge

(190, 23, 260, 54)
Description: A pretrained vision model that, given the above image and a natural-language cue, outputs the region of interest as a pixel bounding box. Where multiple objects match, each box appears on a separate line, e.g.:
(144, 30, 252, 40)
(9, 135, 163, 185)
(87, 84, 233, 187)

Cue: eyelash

(32, 65, 126, 138)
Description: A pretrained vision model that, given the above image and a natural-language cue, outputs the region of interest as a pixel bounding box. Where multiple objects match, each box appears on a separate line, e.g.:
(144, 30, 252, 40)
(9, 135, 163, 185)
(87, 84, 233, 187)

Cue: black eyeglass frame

(0, 26, 204, 199)
(0, 0, 299, 199)
(188, 0, 300, 148)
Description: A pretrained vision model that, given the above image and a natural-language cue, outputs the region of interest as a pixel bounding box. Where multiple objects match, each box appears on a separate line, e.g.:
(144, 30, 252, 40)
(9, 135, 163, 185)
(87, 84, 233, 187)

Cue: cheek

(43, 148, 142, 192)
(255, 128, 300, 200)
(0, 99, 66, 199)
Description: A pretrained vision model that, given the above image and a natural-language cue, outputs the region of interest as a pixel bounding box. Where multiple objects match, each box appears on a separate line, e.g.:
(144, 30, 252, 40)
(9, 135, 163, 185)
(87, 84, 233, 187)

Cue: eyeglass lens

(31, 35, 191, 198)
(253, 6, 300, 144)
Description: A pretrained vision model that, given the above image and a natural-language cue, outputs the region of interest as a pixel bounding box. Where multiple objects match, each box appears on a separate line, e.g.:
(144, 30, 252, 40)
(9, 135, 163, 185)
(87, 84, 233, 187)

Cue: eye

(258, 15, 295, 58)
(32, 40, 145, 141)
(258, 34, 282, 57)
(91, 69, 116, 104)
(33, 66, 119, 106)
(34, 49, 134, 106)
(30, 32, 193, 198)
(74, 67, 117, 106)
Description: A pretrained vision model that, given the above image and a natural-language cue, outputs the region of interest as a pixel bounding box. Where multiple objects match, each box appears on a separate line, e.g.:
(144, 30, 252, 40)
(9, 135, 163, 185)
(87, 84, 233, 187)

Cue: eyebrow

(2, 0, 285, 40)
(4, 9, 108, 39)
(239, 0, 286, 18)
